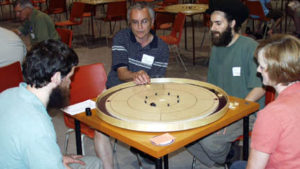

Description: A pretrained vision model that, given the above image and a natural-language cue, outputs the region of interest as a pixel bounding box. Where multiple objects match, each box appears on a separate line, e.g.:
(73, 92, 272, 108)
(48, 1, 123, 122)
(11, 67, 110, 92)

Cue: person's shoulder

(34, 9, 51, 20)
(115, 28, 131, 38)
(0, 27, 22, 42)
(238, 35, 258, 47)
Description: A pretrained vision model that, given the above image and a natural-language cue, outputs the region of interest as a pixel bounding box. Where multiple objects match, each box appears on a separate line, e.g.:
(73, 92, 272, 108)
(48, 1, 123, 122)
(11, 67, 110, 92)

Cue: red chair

(56, 28, 73, 48)
(63, 63, 107, 155)
(83, 4, 96, 36)
(44, 0, 68, 21)
(196, 0, 209, 4)
(99, 1, 127, 35)
(264, 86, 276, 105)
(0, 62, 23, 93)
(156, 0, 179, 7)
(160, 12, 187, 72)
(154, 13, 175, 31)
(0, 0, 13, 20)
(55, 2, 85, 29)
(245, 0, 271, 39)
(31, 0, 47, 10)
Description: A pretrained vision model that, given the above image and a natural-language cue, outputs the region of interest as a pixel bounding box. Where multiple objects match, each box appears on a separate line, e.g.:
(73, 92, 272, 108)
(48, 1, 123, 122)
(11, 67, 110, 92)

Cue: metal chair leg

(174, 45, 188, 72)
(191, 156, 196, 169)
(136, 153, 143, 169)
(63, 128, 75, 155)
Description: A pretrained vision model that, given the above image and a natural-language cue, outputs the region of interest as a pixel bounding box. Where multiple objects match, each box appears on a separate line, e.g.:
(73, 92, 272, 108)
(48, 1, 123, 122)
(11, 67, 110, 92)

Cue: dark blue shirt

(106, 28, 169, 88)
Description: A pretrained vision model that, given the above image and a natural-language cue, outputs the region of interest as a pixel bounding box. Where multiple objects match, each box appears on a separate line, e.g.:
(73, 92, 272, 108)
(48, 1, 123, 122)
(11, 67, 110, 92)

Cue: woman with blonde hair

(231, 34, 300, 169)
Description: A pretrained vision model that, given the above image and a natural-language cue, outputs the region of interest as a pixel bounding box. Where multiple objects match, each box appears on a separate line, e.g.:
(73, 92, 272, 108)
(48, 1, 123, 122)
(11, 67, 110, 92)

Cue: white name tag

(30, 32, 35, 39)
(141, 54, 154, 66)
(232, 67, 241, 76)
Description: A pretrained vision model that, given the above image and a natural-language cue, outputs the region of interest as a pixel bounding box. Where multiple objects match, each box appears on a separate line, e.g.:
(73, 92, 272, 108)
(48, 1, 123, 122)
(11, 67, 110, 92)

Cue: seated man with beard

(0, 40, 102, 169)
(186, 0, 265, 168)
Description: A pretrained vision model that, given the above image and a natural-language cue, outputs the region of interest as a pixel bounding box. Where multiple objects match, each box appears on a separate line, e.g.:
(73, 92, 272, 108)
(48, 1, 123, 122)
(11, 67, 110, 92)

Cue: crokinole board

(96, 78, 229, 132)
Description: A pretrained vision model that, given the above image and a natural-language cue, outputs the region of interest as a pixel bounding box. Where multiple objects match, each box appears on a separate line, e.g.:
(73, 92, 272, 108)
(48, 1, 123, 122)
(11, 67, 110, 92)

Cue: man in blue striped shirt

(94, 3, 169, 169)
(106, 2, 169, 88)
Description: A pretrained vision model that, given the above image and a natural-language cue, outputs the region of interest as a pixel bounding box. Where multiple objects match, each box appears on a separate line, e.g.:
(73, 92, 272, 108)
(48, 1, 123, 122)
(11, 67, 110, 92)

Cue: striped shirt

(106, 28, 169, 88)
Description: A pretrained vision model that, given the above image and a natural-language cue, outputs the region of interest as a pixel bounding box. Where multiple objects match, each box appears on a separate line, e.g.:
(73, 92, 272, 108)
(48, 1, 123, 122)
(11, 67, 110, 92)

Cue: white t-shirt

(0, 27, 27, 67)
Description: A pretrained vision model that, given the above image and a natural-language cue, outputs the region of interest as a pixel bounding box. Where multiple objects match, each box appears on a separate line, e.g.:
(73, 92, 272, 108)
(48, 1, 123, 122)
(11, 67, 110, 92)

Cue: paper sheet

(62, 100, 96, 115)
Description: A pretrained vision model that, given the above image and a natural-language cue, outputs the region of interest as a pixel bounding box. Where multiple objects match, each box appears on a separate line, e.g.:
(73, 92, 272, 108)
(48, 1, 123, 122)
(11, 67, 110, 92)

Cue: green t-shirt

(19, 9, 59, 45)
(207, 35, 264, 108)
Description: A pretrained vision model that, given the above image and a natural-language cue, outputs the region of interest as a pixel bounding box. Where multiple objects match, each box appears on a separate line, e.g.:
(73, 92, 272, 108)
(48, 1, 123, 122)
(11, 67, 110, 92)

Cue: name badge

(141, 54, 154, 66)
(30, 33, 35, 39)
(232, 67, 241, 76)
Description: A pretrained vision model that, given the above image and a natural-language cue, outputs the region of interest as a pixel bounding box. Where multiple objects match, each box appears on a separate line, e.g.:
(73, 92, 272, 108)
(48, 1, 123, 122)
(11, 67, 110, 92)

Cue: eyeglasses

(130, 18, 151, 27)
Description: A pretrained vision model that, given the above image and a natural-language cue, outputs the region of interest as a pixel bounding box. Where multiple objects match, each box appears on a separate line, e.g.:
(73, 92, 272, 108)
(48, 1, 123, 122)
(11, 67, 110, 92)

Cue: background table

(155, 4, 208, 65)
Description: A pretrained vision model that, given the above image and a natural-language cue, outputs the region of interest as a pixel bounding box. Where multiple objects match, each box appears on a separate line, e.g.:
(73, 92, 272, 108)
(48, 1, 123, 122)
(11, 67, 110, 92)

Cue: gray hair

(127, 2, 155, 22)
(14, 0, 33, 9)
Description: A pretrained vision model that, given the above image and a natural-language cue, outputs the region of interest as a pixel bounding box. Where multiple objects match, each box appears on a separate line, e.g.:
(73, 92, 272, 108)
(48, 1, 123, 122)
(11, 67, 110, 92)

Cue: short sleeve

(111, 31, 130, 71)
(245, 40, 262, 89)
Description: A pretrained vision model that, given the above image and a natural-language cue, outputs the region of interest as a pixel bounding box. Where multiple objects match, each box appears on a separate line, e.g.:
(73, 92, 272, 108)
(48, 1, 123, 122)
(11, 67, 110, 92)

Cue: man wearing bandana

(186, 0, 265, 168)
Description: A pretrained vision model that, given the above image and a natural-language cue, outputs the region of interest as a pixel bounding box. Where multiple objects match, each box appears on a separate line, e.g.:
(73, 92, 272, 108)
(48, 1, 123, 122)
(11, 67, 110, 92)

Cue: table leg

(91, 15, 95, 38)
(184, 19, 187, 50)
(243, 116, 249, 160)
(163, 155, 169, 169)
(192, 15, 195, 65)
(155, 158, 163, 169)
(75, 119, 83, 155)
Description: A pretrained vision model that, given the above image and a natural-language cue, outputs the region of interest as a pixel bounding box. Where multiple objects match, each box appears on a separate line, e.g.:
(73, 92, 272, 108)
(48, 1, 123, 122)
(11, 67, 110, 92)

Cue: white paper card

(232, 67, 241, 76)
(62, 100, 96, 115)
(141, 54, 154, 66)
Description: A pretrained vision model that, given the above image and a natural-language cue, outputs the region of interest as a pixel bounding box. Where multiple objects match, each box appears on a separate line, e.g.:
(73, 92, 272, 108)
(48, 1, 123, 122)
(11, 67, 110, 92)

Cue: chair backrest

(170, 12, 186, 44)
(56, 28, 73, 47)
(47, 0, 67, 14)
(106, 1, 127, 20)
(0, 62, 23, 93)
(196, 0, 209, 4)
(69, 2, 86, 24)
(69, 63, 107, 105)
(162, 0, 178, 6)
(245, 0, 270, 21)
(155, 13, 175, 30)
(265, 86, 276, 105)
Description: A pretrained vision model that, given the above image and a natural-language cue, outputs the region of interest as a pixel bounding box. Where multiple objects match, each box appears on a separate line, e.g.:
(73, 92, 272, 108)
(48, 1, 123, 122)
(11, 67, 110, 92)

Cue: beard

(47, 85, 70, 110)
(211, 26, 233, 47)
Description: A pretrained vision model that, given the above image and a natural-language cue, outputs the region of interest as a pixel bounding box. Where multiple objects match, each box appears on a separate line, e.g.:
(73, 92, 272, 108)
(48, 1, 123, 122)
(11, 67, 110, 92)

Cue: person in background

(249, 0, 283, 38)
(0, 39, 102, 169)
(0, 26, 27, 67)
(230, 34, 300, 169)
(13, 0, 59, 47)
(94, 2, 169, 169)
(186, 0, 265, 168)
(287, 0, 300, 38)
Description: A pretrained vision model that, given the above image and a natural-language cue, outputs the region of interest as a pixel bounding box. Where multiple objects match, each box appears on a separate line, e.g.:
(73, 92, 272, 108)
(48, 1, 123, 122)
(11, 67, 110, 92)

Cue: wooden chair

(245, 0, 271, 39)
(160, 12, 187, 72)
(63, 63, 107, 155)
(0, 62, 23, 93)
(56, 28, 73, 48)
